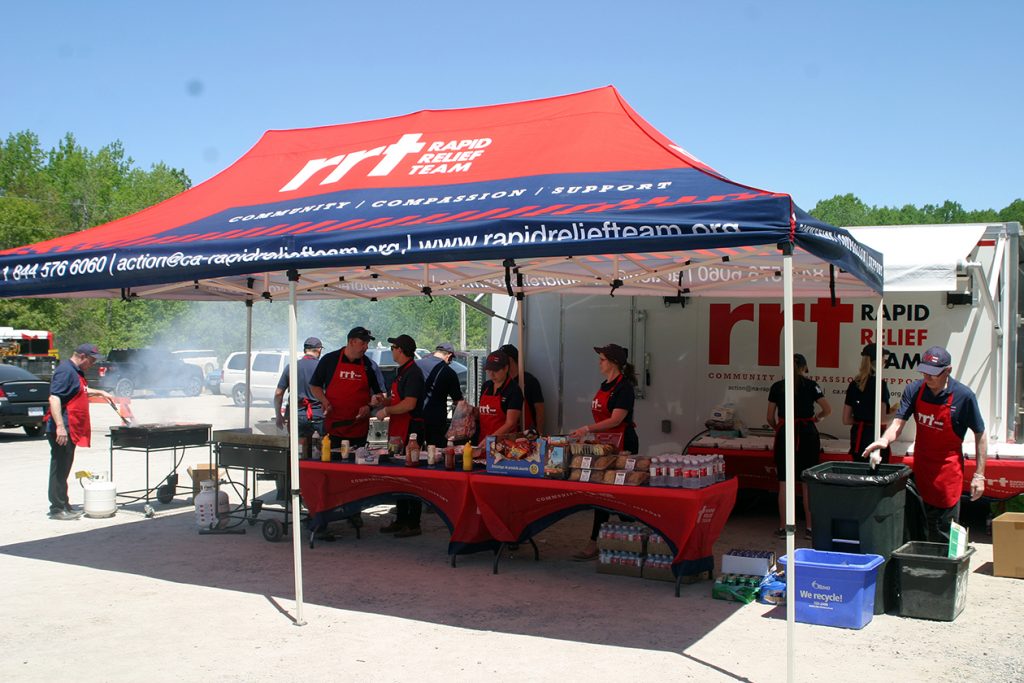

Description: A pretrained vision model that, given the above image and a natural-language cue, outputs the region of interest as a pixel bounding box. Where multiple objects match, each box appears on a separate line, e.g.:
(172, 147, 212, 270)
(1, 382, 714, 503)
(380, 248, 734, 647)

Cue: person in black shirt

(843, 343, 892, 463)
(767, 353, 831, 539)
(415, 342, 465, 448)
(499, 344, 545, 433)
(274, 336, 325, 458)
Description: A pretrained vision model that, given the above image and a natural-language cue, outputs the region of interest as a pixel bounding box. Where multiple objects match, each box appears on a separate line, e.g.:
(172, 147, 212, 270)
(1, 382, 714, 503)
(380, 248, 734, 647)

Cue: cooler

(803, 461, 912, 614)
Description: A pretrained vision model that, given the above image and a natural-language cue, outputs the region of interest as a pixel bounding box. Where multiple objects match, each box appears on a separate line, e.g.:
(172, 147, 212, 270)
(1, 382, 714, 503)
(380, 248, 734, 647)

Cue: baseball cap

(593, 343, 628, 367)
(347, 326, 374, 342)
(917, 345, 952, 375)
(498, 343, 518, 362)
(484, 350, 510, 371)
(75, 343, 100, 359)
(387, 334, 416, 356)
(861, 343, 890, 358)
(435, 342, 456, 355)
(303, 337, 323, 349)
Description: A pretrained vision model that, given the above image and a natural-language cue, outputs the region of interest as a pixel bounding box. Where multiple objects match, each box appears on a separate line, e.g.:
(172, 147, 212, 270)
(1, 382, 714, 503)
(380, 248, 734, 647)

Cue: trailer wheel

(262, 519, 284, 542)
(156, 485, 175, 504)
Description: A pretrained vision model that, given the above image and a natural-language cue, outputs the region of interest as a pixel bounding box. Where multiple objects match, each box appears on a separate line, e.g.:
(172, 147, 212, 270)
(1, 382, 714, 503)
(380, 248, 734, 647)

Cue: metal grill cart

(109, 423, 212, 517)
(212, 429, 306, 542)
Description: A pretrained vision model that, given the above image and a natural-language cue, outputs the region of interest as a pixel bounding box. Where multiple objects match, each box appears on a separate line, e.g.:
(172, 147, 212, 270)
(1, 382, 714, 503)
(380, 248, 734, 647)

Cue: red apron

(324, 356, 370, 438)
(479, 377, 511, 440)
(774, 417, 817, 453)
(851, 419, 890, 459)
(387, 359, 420, 444)
(912, 384, 963, 509)
(591, 374, 630, 441)
(67, 373, 92, 447)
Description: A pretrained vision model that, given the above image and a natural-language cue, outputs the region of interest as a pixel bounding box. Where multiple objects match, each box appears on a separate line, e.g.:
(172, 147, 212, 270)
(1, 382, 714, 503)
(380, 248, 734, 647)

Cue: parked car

(88, 348, 205, 398)
(0, 364, 51, 436)
(171, 349, 220, 377)
(220, 350, 292, 406)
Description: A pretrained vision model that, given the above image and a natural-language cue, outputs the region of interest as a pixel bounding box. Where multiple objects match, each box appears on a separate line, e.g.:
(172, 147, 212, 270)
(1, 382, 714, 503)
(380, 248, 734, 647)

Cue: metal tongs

(106, 397, 132, 426)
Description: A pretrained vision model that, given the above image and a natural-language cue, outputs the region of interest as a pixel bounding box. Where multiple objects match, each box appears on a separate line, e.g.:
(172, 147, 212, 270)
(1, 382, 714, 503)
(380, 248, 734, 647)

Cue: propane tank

(79, 471, 117, 518)
(194, 479, 228, 529)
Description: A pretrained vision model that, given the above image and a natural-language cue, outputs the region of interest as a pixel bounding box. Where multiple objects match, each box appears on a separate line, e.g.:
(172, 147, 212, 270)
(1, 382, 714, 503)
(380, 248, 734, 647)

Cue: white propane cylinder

(83, 475, 117, 518)
(194, 480, 228, 529)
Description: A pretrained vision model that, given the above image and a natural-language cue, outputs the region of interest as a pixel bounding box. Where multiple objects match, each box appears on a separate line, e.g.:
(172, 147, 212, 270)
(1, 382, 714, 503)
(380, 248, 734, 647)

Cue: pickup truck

(88, 348, 205, 398)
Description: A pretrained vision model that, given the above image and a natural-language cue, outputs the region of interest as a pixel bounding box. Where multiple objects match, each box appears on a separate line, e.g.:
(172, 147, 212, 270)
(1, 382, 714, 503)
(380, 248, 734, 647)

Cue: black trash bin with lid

(803, 461, 913, 613)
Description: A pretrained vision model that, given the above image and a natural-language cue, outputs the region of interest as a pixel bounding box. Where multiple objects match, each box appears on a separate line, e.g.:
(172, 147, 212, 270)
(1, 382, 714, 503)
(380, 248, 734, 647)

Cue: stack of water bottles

(649, 453, 727, 488)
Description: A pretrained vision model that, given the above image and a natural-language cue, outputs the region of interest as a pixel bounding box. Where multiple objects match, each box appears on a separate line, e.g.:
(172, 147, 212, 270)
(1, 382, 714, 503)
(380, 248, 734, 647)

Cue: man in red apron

(499, 344, 545, 434)
(375, 334, 426, 537)
(863, 346, 987, 543)
(45, 343, 114, 520)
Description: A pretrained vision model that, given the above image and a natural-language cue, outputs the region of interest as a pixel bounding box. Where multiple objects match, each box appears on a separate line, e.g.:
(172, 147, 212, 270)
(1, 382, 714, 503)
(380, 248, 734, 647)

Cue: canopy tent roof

(0, 86, 882, 301)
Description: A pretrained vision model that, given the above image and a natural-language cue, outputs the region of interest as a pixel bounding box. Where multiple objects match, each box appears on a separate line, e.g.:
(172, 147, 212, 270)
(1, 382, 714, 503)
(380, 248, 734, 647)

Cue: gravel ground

(2, 394, 1022, 682)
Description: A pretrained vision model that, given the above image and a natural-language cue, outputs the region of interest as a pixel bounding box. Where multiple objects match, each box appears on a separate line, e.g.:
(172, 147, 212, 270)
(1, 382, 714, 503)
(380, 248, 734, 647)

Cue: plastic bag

(446, 402, 478, 442)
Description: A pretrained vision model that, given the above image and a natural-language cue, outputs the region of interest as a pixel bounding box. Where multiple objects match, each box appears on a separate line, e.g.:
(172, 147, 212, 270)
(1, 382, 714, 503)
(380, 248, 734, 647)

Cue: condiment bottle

(462, 442, 473, 471)
(340, 439, 350, 460)
(321, 434, 332, 462)
(444, 440, 456, 470)
(427, 444, 437, 466)
(406, 433, 419, 467)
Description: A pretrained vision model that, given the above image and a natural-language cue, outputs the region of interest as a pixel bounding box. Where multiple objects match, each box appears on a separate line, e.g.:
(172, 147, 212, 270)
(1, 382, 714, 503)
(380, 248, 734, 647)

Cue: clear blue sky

(3, 1, 1021, 212)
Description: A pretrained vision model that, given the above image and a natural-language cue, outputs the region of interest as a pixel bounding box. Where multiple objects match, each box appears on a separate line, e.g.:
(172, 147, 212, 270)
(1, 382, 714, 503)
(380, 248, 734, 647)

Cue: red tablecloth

(690, 447, 1024, 500)
(299, 461, 493, 553)
(469, 474, 738, 576)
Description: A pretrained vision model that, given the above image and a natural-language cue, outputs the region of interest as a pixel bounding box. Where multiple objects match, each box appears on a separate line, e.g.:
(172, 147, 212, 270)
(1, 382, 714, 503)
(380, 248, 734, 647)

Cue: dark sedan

(0, 364, 50, 437)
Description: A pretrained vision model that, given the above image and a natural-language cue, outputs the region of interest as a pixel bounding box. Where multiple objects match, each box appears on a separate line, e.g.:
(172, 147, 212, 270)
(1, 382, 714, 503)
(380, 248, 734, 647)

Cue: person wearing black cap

(767, 353, 831, 539)
(499, 344, 545, 433)
(476, 350, 523, 442)
(843, 343, 893, 464)
(44, 343, 115, 520)
(569, 343, 639, 560)
(309, 326, 386, 450)
(416, 342, 465, 450)
(376, 333, 426, 537)
(863, 345, 987, 543)
(274, 337, 324, 458)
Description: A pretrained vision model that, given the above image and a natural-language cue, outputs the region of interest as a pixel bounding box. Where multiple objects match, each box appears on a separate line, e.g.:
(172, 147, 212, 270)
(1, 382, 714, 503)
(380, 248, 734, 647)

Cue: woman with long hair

(843, 343, 893, 463)
(568, 343, 638, 560)
(767, 353, 831, 539)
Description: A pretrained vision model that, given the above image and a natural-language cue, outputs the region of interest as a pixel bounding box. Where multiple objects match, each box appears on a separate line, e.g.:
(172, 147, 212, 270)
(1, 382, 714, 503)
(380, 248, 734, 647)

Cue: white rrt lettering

(278, 133, 427, 192)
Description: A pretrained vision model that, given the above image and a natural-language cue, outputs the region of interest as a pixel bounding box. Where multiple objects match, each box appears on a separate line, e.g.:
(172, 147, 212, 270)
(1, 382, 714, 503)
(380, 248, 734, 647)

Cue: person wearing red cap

(44, 343, 114, 520)
(843, 343, 893, 464)
(863, 345, 987, 543)
(569, 343, 639, 560)
(475, 350, 523, 442)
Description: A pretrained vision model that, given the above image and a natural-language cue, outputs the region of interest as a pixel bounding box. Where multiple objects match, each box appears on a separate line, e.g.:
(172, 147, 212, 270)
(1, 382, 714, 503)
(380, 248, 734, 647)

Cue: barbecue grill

(108, 423, 212, 516)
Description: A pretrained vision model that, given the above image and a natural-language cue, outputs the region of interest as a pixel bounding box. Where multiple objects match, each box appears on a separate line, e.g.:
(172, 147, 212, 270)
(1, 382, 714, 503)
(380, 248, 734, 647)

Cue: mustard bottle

(321, 434, 332, 462)
(462, 442, 474, 471)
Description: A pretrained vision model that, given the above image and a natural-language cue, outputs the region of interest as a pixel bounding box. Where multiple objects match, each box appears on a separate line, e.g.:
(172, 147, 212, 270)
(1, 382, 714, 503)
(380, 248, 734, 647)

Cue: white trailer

(494, 222, 1023, 453)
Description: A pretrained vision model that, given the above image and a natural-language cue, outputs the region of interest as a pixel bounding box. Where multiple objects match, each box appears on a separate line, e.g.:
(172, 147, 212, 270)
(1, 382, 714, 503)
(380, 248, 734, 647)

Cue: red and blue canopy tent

(0, 86, 883, 677)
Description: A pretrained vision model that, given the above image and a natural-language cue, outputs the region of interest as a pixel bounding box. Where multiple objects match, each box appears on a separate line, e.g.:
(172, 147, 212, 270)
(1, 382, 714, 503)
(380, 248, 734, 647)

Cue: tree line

(1, 130, 1020, 358)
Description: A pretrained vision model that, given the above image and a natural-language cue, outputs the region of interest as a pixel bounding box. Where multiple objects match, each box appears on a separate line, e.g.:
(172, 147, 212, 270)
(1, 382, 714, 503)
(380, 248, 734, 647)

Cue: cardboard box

(647, 537, 673, 556)
(485, 433, 547, 478)
(992, 512, 1024, 578)
(721, 549, 776, 577)
(597, 554, 643, 578)
(187, 464, 220, 496)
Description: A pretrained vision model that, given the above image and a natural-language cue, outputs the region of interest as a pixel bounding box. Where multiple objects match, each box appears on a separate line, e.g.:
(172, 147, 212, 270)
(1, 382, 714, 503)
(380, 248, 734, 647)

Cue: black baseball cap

(435, 342, 456, 355)
(387, 334, 416, 356)
(498, 343, 518, 362)
(861, 343, 890, 358)
(917, 345, 952, 375)
(485, 350, 510, 371)
(347, 326, 374, 342)
(593, 343, 627, 367)
(303, 337, 323, 349)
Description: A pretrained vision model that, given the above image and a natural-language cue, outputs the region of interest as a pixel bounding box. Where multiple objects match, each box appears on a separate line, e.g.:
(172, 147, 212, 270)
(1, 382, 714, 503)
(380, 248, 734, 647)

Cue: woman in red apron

(844, 343, 893, 463)
(569, 344, 639, 560)
(45, 344, 112, 520)
(767, 353, 831, 539)
(476, 350, 523, 443)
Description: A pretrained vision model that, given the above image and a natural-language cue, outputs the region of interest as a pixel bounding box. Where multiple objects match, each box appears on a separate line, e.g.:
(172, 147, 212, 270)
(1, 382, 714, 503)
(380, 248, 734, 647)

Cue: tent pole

(287, 272, 306, 626)
(875, 297, 884, 444)
(244, 299, 253, 429)
(782, 246, 796, 683)
(516, 296, 525, 409)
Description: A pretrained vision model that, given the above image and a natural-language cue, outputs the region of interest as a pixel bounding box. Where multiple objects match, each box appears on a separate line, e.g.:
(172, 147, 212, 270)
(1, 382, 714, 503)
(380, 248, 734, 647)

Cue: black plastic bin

(803, 461, 912, 613)
(892, 541, 975, 621)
